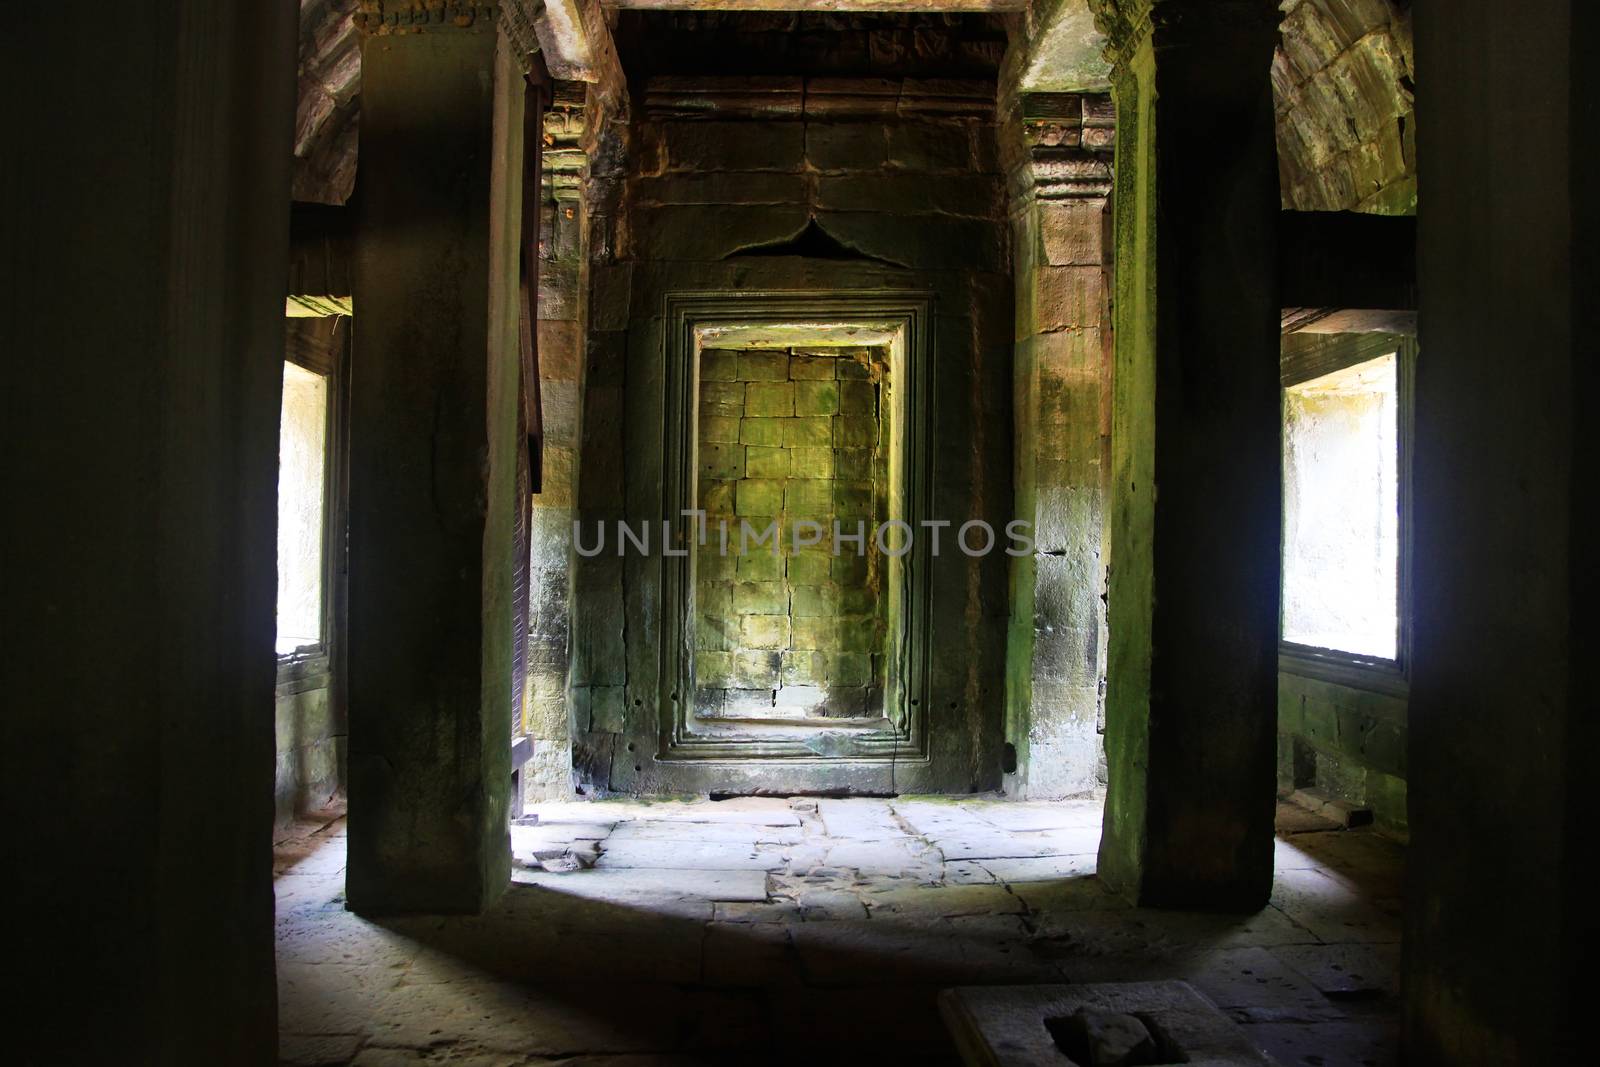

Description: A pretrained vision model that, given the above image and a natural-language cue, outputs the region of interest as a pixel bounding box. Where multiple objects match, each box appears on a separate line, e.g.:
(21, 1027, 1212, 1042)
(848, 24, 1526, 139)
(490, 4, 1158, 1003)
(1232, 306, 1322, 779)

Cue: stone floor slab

(791, 920, 1058, 986)
(594, 838, 786, 871)
(971, 799, 1104, 832)
(1270, 942, 1402, 997)
(276, 792, 1404, 1065)
(511, 866, 770, 902)
(1244, 1019, 1400, 1067)
(932, 825, 1102, 861)
(982, 854, 1097, 883)
(1270, 868, 1402, 944)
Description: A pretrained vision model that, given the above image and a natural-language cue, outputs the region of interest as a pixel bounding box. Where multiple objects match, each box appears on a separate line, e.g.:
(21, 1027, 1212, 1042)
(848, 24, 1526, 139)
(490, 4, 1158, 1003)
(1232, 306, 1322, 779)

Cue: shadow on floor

(274, 796, 1403, 1066)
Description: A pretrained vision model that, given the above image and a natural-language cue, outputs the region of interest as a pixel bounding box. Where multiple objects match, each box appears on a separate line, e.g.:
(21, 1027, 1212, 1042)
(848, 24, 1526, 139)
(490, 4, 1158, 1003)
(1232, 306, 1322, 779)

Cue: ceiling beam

(602, 1, 1029, 12)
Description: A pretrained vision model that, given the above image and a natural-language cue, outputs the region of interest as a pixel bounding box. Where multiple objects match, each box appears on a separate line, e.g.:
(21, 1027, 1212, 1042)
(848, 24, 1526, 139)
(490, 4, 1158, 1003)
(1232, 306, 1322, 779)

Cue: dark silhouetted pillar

(6, 3, 297, 1061)
(1405, 0, 1593, 1061)
(346, 15, 530, 914)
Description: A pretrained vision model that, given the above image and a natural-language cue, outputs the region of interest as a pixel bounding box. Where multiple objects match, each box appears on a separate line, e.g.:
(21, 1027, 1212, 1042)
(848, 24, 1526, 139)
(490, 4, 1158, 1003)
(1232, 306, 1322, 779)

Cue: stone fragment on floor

(939, 980, 1275, 1065)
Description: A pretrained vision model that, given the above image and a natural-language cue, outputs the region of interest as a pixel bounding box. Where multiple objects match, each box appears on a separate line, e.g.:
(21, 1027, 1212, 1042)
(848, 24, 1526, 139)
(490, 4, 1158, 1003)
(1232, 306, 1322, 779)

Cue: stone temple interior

(6, 1, 1592, 1065)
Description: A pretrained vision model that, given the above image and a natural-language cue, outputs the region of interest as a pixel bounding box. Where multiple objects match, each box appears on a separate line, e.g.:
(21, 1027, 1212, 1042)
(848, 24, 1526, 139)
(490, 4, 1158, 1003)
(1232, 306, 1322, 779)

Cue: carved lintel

(353, 1, 501, 35)
(354, 2, 550, 75)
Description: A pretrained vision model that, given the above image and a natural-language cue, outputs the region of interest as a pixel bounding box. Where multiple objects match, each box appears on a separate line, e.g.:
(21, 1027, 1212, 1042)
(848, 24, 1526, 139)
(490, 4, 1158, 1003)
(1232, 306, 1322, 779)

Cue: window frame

(276, 318, 348, 690)
(1278, 329, 1415, 697)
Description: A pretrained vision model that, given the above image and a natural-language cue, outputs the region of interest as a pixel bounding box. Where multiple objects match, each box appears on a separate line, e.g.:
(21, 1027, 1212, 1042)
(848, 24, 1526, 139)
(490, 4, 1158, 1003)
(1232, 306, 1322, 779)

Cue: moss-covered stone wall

(695, 346, 890, 721)
(1277, 673, 1407, 835)
(1273, 0, 1415, 214)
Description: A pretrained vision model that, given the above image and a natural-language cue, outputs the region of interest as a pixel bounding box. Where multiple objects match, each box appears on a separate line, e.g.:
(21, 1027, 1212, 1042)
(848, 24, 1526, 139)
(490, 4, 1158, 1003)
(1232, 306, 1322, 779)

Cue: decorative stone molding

(353, 1, 500, 34)
(352, 2, 546, 74)
(543, 85, 588, 202)
(1030, 152, 1113, 200)
(640, 75, 996, 121)
(1015, 92, 1114, 201)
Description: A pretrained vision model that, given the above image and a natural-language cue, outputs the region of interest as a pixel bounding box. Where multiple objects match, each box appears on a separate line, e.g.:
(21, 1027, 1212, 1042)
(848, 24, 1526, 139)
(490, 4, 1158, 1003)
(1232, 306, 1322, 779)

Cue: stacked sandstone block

(694, 346, 889, 720)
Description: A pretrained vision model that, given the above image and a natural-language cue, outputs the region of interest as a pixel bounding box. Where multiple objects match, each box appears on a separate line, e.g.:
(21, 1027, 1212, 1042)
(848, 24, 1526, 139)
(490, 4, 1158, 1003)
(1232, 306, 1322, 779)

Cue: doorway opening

(693, 343, 893, 728)
(651, 292, 941, 790)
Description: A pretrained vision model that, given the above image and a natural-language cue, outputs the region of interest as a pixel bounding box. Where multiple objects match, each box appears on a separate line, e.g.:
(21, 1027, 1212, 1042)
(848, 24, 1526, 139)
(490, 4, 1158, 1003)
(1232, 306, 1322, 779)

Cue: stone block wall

(569, 72, 1012, 795)
(1278, 673, 1407, 836)
(275, 678, 343, 821)
(693, 346, 890, 722)
(1273, 0, 1415, 214)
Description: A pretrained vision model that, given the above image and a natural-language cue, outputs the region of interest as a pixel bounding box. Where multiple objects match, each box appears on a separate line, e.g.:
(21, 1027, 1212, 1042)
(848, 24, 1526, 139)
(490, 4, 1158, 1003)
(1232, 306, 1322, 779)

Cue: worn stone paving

(275, 796, 1403, 1066)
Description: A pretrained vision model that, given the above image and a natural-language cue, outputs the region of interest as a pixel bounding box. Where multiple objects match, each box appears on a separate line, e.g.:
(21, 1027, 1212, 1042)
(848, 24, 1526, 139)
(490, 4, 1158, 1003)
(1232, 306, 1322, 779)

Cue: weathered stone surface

(941, 982, 1274, 1066)
(817, 210, 1004, 271)
(744, 381, 794, 416)
(1270, 868, 1401, 944)
(633, 204, 810, 260)
(805, 122, 889, 171)
(793, 921, 1056, 986)
(347, 24, 524, 914)
(887, 121, 974, 171)
(596, 839, 785, 871)
(634, 172, 810, 206)
(1273, 0, 1414, 213)
(657, 120, 806, 173)
(816, 173, 1002, 217)
(736, 351, 789, 381)
(1270, 942, 1400, 997)
(277, 798, 1405, 1061)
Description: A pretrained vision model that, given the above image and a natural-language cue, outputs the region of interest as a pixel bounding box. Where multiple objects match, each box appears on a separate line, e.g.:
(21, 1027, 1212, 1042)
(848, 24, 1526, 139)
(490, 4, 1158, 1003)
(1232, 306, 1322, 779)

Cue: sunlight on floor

(275, 796, 1404, 1066)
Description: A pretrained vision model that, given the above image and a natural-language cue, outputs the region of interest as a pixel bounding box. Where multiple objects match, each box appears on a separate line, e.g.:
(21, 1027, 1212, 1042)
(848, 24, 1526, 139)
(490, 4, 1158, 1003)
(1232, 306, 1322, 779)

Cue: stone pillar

(1405, 0, 1591, 1060)
(568, 107, 632, 793)
(7, 3, 296, 1060)
(1004, 93, 1115, 799)
(523, 87, 599, 801)
(347, 8, 532, 914)
(1094, 0, 1283, 909)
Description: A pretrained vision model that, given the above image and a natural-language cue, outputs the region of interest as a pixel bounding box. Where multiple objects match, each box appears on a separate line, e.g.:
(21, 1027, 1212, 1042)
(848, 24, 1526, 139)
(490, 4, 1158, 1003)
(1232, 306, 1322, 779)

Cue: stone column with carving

(346, 1, 540, 914)
(1092, 0, 1283, 909)
(1004, 93, 1116, 799)
(521, 87, 587, 802)
(566, 91, 633, 794)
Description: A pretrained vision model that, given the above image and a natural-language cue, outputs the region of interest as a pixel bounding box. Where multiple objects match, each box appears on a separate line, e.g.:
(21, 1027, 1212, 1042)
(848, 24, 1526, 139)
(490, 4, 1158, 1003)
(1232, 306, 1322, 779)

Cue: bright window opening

(1282, 352, 1399, 660)
(276, 360, 329, 656)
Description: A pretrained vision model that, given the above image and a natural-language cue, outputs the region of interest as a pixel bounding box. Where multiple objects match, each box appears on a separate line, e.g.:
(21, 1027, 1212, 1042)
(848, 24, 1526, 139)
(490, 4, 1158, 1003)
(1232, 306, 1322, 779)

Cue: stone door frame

(657, 290, 938, 776)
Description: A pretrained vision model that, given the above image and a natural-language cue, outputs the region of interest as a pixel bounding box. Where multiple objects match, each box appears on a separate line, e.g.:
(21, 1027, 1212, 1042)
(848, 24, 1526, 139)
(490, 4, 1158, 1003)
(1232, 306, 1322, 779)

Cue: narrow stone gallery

(8, 1, 1592, 1065)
